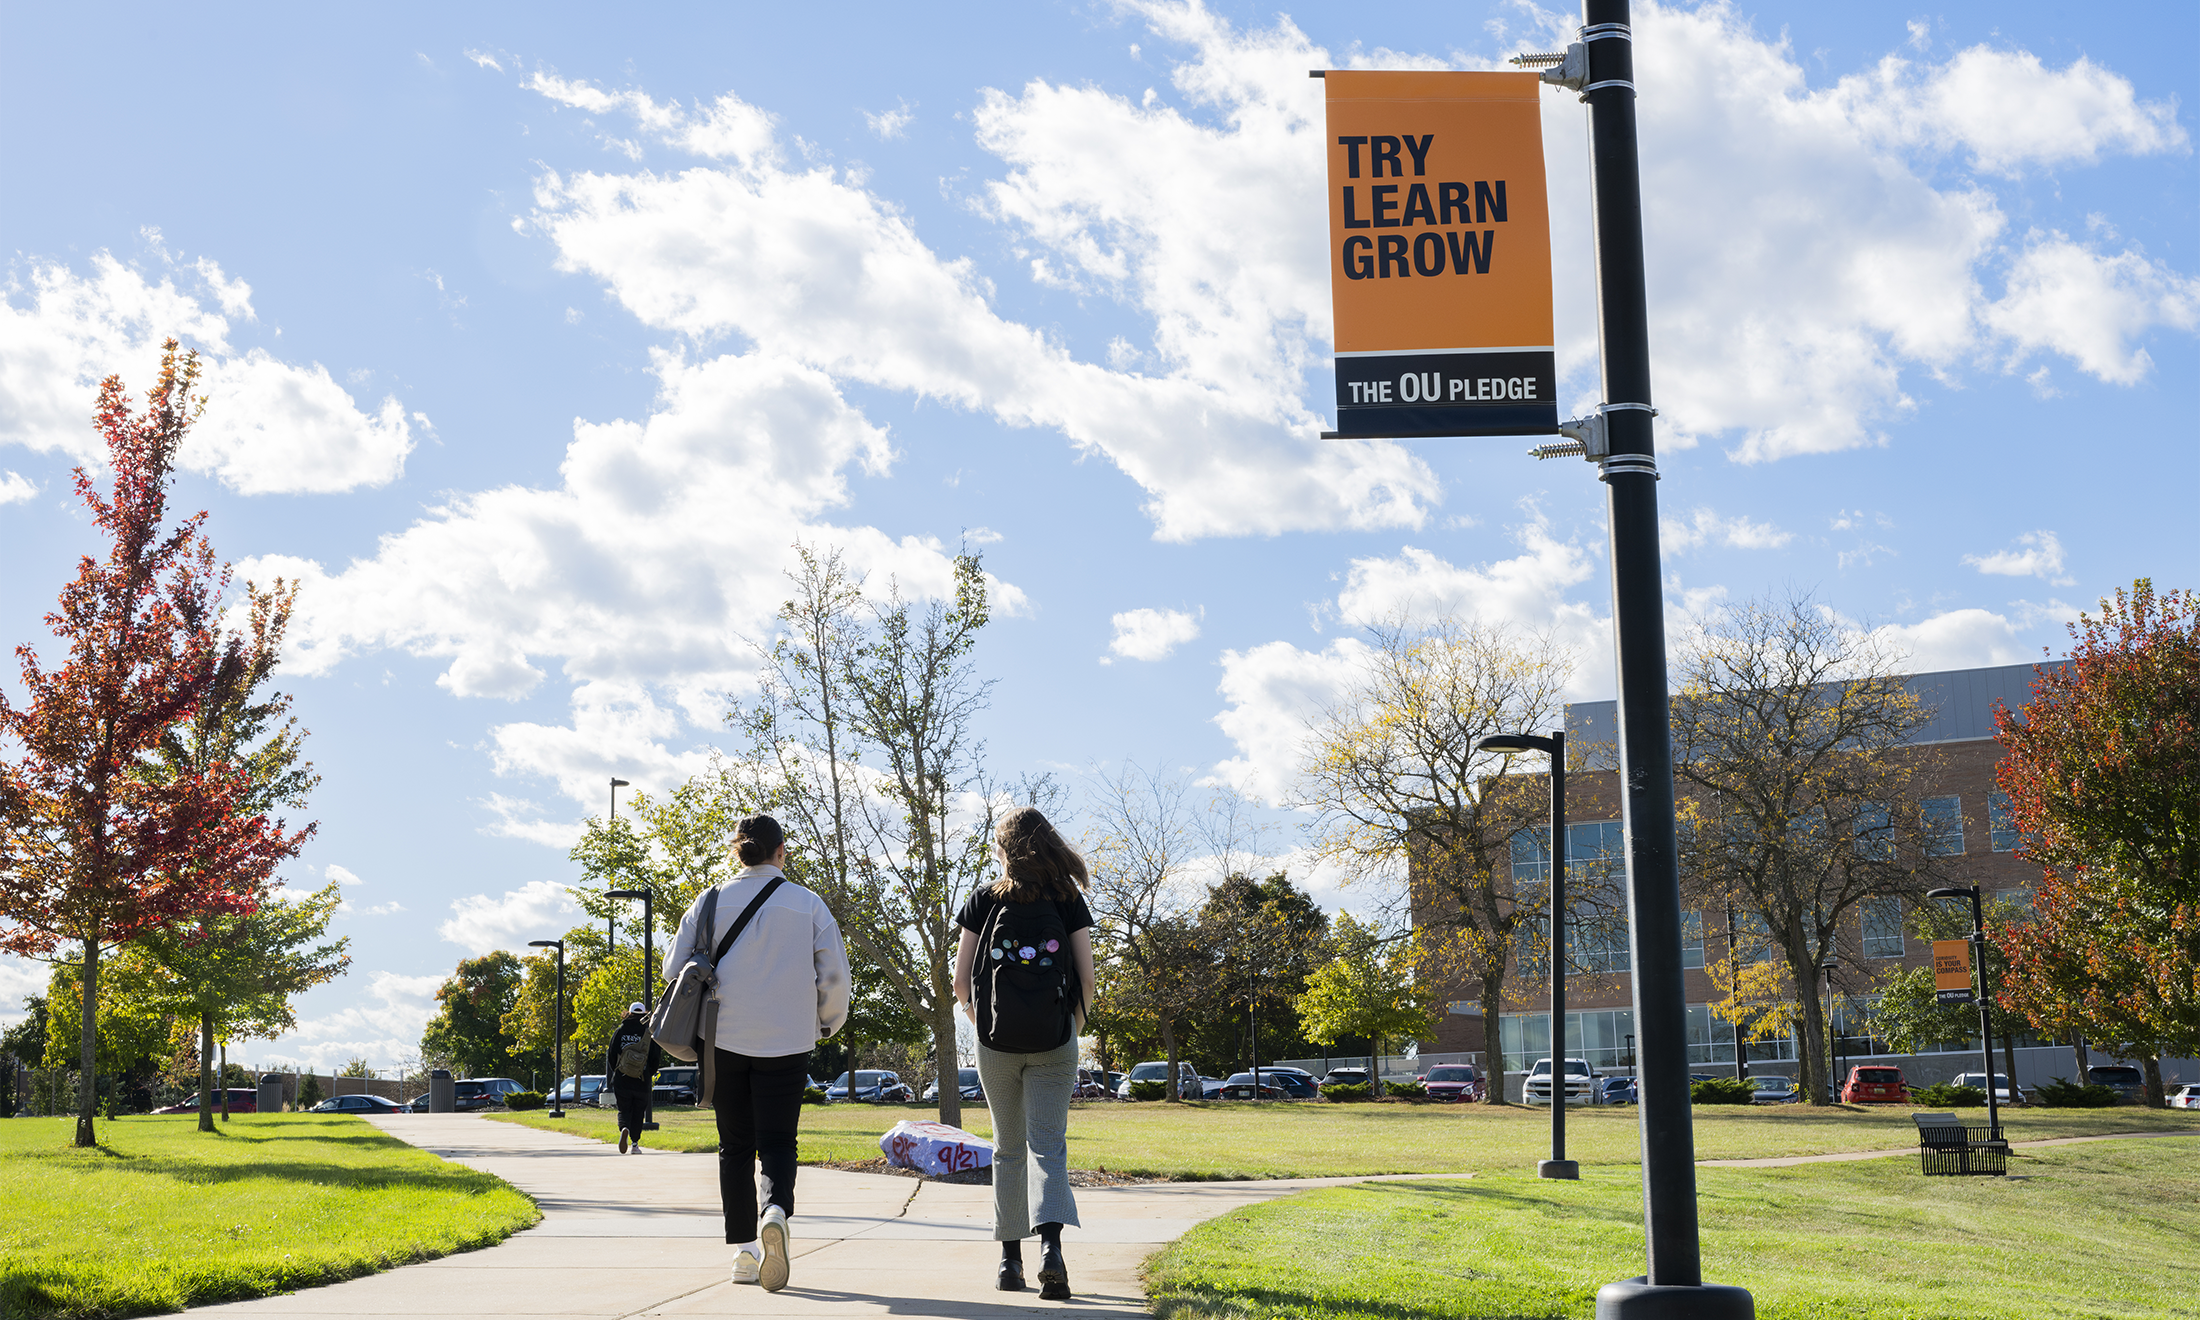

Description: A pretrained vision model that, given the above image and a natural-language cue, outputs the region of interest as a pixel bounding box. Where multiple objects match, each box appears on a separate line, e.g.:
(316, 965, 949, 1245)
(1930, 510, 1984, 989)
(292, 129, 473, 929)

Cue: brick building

(1413, 661, 2193, 1099)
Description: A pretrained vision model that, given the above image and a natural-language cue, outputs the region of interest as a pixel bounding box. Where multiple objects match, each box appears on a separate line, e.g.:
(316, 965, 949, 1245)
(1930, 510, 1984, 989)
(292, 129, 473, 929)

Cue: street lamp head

(1477, 733, 1558, 756)
(528, 939, 562, 950)
(605, 890, 648, 900)
(610, 777, 630, 788)
(1925, 887, 1975, 901)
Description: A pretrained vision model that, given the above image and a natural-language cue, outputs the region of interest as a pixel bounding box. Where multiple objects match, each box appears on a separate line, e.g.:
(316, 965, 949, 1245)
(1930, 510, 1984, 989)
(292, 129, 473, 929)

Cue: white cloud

(0, 954, 49, 1025)
(258, 970, 446, 1073)
(1209, 636, 1369, 804)
(0, 251, 417, 492)
(1963, 529, 2075, 585)
(326, 864, 363, 886)
(864, 100, 916, 139)
(0, 471, 34, 504)
(1869, 608, 2033, 671)
(526, 65, 1437, 542)
(1982, 232, 2200, 385)
(1661, 507, 1795, 554)
(1106, 607, 1202, 662)
(439, 880, 581, 955)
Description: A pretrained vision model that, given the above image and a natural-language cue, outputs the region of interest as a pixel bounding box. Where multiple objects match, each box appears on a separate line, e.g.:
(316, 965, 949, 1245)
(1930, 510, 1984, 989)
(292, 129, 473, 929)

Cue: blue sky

(3, 0, 2193, 1070)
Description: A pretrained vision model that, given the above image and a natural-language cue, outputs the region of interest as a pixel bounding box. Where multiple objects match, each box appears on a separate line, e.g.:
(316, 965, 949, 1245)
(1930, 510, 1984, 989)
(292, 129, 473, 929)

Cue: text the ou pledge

(1321, 71, 1556, 440)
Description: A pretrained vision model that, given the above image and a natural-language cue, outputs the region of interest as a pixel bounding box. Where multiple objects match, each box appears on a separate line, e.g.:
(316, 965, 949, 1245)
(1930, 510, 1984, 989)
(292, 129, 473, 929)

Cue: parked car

(1320, 1066, 1374, 1089)
(398, 1094, 430, 1112)
(1072, 1068, 1116, 1100)
(1951, 1072, 2027, 1106)
(2086, 1065, 2146, 1104)
(1523, 1058, 1600, 1107)
(1218, 1071, 1290, 1100)
(1261, 1070, 1321, 1099)
(826, 1070, 913, 1103)
(922, 1068, 985, 1103)
(554, 1074, 608, 1107)
(1196, 1075, 1225, 1100)
(651, 1066, 699, 1105)
(151, 1088, 259, 1115)
(1119, 1060, 1202, 1100)
(1840, 1065, 1909, 1105)
(449, 1079, 507, 1112)
(312, 1093, 404, 1114)
(1597, 1076, 1637, 1105)
(1749, 1075, 1803, 1105)
(2168, 1083, 2200, 1110)
(1418, 1064, 1485, 1102)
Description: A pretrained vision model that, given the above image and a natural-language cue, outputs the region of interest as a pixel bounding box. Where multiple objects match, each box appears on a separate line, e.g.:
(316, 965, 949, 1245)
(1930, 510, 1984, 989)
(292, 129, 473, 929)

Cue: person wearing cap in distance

(606, 1000, 662, 1153)
(664, 814, 849, 1293)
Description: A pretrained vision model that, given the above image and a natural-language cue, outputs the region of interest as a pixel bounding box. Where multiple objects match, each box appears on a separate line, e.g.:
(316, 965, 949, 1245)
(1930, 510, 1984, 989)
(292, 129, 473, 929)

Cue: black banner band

(1330, 349, 1558, 438)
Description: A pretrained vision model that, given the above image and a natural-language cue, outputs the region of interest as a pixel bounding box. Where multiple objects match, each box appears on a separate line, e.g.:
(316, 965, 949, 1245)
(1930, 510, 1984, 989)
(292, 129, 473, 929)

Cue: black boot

(1037, 1225, 1069, 1301)
(998, 1241, 1025, 1291)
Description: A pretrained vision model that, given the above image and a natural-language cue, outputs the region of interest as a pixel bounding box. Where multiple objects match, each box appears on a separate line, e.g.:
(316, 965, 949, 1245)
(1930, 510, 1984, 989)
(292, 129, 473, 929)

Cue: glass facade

(1499, 1008, 1638, 1072)
(1854, 802, 1894, 860)
(1508, 822, 1631, 975)
(1922, 795, 1965, 856)
(1988, 791, 2020, 852)
(1680, 909, 1705, 970)
(1861, 897, 1904, 959)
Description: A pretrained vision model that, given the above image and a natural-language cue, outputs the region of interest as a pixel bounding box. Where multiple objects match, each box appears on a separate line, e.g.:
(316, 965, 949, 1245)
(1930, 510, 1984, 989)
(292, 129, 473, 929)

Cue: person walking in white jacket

(663, 814, 849, 1292)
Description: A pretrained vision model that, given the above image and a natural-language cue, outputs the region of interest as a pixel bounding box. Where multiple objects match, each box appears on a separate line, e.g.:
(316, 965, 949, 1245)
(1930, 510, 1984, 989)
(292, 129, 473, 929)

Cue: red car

(152, 1088, 259, 1114)
(1418, 1064, 1486, 1102)
(1839, 1065, 1908, 1104)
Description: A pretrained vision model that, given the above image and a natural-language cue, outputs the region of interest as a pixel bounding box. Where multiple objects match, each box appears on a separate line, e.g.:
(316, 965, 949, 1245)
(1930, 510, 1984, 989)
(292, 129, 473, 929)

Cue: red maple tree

(1992, 579, 2200, 1106)
(0, 341, 306, 1146)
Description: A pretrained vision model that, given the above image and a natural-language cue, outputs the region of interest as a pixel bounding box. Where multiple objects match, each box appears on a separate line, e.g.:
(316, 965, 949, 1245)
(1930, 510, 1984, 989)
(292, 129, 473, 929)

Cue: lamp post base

(548, 1108, 566, 1119)
(1537, 1159, 1580, 1180)
(1596, 1278, 1754, 1319)
(643, 1121, 660, 1130)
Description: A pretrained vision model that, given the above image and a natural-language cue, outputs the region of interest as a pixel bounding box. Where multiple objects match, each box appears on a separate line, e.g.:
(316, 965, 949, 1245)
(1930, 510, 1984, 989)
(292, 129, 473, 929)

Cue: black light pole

(1820, 957, 1840, 1104)
(606, 888, 657, 1129)
(1928, 886, 2001, 1134)
(529, 939, 566, 1118)
(1537, 3, 1752, 1311)
(1477, 729, 1574, 1180)
(1726, 900, 1748, 1082)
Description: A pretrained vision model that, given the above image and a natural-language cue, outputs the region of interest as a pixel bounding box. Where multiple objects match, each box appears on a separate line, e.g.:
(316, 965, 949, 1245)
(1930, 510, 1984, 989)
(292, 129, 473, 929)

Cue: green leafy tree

(119, 881, 347, 1129)
(42, 961, 171, 1108)
(568, 771, 746, 970)
(1995, 580, 2199, 1108)
(503, 946, 584, 1086)
(1296, 913, 1434, 1093)
(421, 952, 529, 1081)
(1188, 872, 1329, 1069)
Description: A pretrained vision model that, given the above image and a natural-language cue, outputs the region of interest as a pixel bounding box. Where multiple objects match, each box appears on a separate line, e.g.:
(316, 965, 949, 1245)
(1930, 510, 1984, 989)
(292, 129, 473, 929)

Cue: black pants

(614, 1087, 649, 1140)
(712, 1048, 808, 1244)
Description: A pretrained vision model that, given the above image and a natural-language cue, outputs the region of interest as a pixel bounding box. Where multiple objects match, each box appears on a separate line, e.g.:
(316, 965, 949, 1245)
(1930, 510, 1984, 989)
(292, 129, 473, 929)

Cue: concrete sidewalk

(183, 1113, 1381, 1318)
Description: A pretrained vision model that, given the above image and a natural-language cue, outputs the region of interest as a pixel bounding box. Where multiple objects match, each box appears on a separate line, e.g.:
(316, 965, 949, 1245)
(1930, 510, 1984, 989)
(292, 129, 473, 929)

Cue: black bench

(1913, 1111, 2008, 1176)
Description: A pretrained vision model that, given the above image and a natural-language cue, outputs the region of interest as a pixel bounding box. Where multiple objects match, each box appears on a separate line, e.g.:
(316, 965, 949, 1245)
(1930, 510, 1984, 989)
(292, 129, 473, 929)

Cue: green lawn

(490, 1100, 2199, 1178)
(1145, 1135, 2200, 1319)
(0, 1113, 539, 1319)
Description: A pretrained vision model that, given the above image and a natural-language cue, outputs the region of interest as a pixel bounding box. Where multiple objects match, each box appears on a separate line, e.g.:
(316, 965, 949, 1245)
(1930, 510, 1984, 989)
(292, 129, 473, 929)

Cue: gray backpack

(649, 877, 783, 1106)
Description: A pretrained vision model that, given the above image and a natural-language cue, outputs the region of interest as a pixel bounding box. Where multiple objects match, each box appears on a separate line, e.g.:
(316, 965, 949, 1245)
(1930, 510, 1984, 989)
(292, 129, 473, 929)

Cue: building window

(1566, 821, 1629, 973)
(1854, 803, 1894, 861)
(1988, 791, 2020, 852)
(1684, 1005, 1797, 1065)
(1499, 1009, 1637, 1072)
(1730, 909, 1775, 964)
(1921, 796, 1965, 856)
(1681, 909, 1705, 970)
(1861, 897, 1904, 959)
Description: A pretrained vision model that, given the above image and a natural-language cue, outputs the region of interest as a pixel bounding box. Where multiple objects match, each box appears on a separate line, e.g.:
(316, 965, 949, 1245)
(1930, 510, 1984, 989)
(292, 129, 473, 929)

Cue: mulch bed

(815, 1156, 1166, 1187)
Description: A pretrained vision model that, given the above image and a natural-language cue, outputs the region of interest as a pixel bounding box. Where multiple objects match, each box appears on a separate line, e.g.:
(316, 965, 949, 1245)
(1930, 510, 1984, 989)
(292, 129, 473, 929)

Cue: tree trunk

(2070, 1031, 2091, 1085)
(934, 999, 962, 1129)
(198, 1012, 216, 1133)
(220, 1043, 230, 1122)
(1789, 951, 1824, 1106)
(1479, 958, 1508, 1103)
(74, 937, 99, 1147)
(2142, 1054, 2166, 1109)
(1162, 1019, 1179, 1104)
(2000, 1027, 2019, 1105)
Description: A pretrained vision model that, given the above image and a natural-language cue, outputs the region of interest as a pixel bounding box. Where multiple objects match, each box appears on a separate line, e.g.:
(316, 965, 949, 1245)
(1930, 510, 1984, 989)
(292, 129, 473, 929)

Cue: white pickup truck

(1522, 1058, 1601, 1106)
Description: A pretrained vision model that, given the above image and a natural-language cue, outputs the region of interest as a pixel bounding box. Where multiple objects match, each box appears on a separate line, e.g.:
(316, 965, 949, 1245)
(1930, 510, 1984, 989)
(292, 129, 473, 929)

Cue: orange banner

(1322, 70, 1555, 439)
(1933, 939, 1975, 1004)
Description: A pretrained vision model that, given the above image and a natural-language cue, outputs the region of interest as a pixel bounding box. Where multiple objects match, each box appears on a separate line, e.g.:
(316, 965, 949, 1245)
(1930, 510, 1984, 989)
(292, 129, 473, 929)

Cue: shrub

(503, 1091, 545, 1111)
(298, 1075, 324, 1109)
(1383, 1080, 1427, 1099)
(1323, 1082, 1373, 1102)
(2034, 1077, 2120, 1108)
(1911, 1083, 1989, 1108)
(802, 1085, 829, 1105)
(1127, 1080, 1169, 1102)
(1691, 1077, 1756, 1105)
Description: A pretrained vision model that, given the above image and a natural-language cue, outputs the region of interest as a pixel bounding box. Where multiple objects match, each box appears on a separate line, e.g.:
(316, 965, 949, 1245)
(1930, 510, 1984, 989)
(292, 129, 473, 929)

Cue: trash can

(430, 1068, 455, 1113)
(258, 1073, 285, 1114)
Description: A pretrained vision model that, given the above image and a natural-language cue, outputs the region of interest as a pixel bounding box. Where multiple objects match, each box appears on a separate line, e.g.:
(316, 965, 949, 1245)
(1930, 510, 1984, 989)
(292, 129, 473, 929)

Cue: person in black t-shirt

(954, 806, 1096, 1301)
(605, 1003, 662, 1153)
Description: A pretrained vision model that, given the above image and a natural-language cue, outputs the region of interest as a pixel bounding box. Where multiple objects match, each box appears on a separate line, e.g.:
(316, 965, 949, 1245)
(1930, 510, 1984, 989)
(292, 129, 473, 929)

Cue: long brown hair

(988, 806, 1088, 902)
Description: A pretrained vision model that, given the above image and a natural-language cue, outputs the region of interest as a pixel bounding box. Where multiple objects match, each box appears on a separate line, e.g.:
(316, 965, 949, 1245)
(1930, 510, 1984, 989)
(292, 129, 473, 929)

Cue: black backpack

(973, 897, 1075, 1053)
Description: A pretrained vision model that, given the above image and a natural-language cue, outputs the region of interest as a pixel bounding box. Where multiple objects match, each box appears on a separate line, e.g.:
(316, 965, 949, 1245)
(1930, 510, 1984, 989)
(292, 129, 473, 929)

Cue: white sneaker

(731, 1249, 762, 1285)
(758, 1205, 790, 1292)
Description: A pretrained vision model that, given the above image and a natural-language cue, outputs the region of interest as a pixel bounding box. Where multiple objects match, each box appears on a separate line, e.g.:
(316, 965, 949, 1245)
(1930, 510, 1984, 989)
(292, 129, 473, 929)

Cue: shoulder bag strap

(713, 876, 787, 965)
